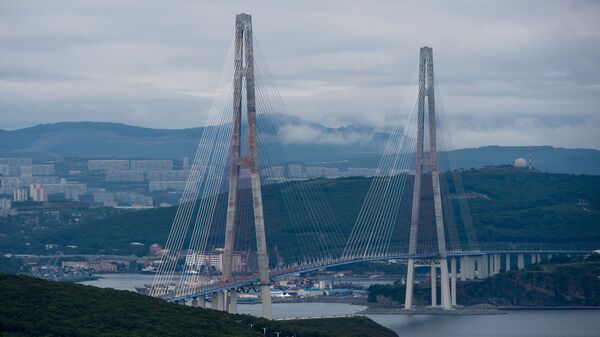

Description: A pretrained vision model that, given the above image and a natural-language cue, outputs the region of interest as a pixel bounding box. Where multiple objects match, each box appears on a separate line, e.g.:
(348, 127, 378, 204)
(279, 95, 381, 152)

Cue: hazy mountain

(0, 114, 388, 161)
(0, 115, 598, 174)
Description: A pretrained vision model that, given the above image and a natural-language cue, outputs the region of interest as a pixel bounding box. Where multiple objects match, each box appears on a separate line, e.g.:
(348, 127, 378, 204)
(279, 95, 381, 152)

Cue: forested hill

(368, 256, 600, 307)
(1, 166, 599, 255)
(0, 273, 396, 337)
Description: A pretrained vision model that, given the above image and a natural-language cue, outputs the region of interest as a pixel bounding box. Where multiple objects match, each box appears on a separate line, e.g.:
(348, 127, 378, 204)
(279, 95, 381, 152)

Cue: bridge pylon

(404, 47, 452, 310)
(221, 13, 272, 319)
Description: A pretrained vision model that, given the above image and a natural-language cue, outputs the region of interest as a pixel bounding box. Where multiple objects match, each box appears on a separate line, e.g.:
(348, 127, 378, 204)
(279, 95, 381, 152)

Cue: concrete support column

(191, 296, 206, 308)
(536, 254, 541, 263)
(480, 255, 488, 278)
(404, 259, 415, 309)
(531, 254, 536, 264)
(505, 254, 511, 272)
(260, 285, 271, 318)
(517, 254, 525, 269)
(223, 290, 230, 312)
(495, 254, 500, 274)
(489, 255, 494, 275)
(450, 257, 457, 306)
(548, 253, 553, 260)
(431, 265, 437, 307)
(229, 291, 237, 314)
(212, 292, 223, 310)
(465, 256, 473, 280)
(460, 256, 466, 281)
(439, 259, 452, 310)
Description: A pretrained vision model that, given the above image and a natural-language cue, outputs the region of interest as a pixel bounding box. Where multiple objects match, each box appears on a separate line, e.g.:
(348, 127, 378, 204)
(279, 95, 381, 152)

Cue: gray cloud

(0, 0, 599, 149)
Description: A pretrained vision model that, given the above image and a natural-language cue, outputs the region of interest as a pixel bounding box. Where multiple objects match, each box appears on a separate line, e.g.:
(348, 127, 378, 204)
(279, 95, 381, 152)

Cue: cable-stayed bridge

(150, 13, 594, 319)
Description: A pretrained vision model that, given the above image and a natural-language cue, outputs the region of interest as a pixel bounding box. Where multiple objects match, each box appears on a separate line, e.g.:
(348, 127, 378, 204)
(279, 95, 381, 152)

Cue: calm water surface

(369, 311, 600, 337)
(81, 274, 600, 337)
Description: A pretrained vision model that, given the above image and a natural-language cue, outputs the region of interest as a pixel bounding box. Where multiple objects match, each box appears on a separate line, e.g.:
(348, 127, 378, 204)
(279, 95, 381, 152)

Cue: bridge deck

(161, 249, 593, 302)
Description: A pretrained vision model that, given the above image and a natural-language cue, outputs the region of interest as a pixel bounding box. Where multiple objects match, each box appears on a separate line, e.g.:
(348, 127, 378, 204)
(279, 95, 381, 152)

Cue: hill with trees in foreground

(368, 256, 600, 307)
(0, 273, 396, 337)
(1, 166, 599, 255)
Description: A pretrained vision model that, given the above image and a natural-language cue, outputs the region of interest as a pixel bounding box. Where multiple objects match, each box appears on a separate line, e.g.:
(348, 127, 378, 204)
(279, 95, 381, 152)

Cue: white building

(288, 164, 303, 178)
(0, 198, 12, 217)
(0, 164, 9, 176)
(347, 168, 379, 177)
(30, 184, 47, 202)
(1, 176, 61, 188)
(146, 170, 190, 181)
(114, 191, 153, 206)
(105, 170, 145, 182)
(88, 160, 130, 171)
(44, 183, 87, 201)
(149, 181, 187, 192)
(306, 167, 339, 178)
(13, 187, 29, 201)
(130, 160, 173, 171)
(185, 251, 242, 272)
(32, 164, 55, 176)
(262, 166, 285, 179)
(183, 157, 191, 170)
(19, 166, 32, 177)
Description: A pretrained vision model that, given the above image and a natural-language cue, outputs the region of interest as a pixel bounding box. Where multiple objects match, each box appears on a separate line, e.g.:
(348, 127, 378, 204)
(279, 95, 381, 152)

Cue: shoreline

(498, 306, 600, 311)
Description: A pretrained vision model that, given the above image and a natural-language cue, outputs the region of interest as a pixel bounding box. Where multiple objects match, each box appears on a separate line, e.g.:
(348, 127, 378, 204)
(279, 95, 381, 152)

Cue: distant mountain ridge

(1, 116, 599, 174)
(0, 115, 388, 161)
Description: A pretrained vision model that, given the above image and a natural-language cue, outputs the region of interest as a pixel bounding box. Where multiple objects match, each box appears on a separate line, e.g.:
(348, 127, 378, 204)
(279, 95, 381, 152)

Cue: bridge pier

(431, 265, 437, 307)
(260, 284, 272, 319)
(212, 292, 223, 310)
(505, 254, 511, 272)
(496, 254, 502, 274)
(459, 257, 467, 281)
(494, 254, 500, 275)
(479, 255, 488, 278)
(531, 254, 537, 265)
(191, 296, 205, 308)
(464, 256, 471, 280)
(229, 291, 237, 314)
(404, 259, 415, 309)
(450, 257, 457, 306)
(518, 254, 525, 269)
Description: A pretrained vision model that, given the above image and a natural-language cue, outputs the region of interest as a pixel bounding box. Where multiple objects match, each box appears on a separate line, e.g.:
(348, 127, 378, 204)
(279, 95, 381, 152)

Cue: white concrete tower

(221, 13, 272, 319)
(405, 47, 452, 310)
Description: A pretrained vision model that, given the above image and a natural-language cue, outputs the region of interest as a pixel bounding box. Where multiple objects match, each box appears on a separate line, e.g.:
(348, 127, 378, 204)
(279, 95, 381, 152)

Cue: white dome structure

(514, 157, 528, 168)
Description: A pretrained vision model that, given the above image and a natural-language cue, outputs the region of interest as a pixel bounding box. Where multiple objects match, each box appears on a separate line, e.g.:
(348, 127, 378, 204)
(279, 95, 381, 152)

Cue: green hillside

(368, 256, 600, 307)
(0, 273, 396, 337)
(1, 166, 599, 255)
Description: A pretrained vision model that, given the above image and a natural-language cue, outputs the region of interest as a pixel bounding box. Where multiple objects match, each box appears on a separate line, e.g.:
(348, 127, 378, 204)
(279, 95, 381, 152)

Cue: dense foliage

(0, 256, 23, 274)
(1, 167, 599, 256)
(0, 273, 396, 337)
(368, 257, 600, 307)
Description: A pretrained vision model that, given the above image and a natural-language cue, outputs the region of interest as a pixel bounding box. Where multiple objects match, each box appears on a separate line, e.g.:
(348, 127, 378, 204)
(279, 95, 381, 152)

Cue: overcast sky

(1, 0, 599, 149)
